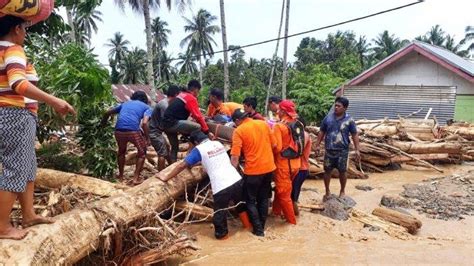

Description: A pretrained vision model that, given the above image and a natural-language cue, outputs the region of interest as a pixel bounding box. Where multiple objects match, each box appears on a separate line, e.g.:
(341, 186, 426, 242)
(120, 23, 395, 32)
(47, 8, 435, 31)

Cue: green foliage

(77, 104, 117, 179)
(37, 143, 83, 173)
(288, 65, 344, 124)
(30, 43, 116, 179)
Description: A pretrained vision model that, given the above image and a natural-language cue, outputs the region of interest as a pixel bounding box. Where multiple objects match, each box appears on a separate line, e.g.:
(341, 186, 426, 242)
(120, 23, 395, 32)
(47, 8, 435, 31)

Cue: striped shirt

(0, 41, 37, 113)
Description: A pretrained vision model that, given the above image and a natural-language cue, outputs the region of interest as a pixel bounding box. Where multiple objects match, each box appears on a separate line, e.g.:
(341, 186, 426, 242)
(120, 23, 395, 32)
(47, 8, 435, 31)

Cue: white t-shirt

(185, 139, 242, 194)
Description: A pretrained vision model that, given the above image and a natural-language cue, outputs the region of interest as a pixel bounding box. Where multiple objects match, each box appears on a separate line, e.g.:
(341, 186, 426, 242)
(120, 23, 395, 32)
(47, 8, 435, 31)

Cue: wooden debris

(350, 208, 411, 240)
(175, 201, 214, 222)
(298, 203, 325, 211)
(372, 207, 422, 234)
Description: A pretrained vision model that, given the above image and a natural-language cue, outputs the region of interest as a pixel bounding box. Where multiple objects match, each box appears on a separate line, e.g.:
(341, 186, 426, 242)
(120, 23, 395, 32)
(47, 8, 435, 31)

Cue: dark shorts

(0, 108, 37, 192)
(114, 130, 147, 158)
(149, 130, 168, 157)
(324, 150, 349, 173)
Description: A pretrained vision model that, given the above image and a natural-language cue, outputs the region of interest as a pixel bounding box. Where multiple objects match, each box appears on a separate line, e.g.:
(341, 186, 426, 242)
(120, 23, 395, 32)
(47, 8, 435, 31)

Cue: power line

(104, 0, 424, 66)
(170, 0, 423, 62)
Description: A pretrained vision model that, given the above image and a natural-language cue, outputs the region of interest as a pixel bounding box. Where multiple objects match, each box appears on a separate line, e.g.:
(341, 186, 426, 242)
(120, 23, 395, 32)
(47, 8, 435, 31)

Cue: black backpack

(280, 120, 305, 159)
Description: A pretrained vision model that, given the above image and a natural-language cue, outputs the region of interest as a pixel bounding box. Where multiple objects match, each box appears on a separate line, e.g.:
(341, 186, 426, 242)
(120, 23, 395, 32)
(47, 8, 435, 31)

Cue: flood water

(176, 164, 474, 265)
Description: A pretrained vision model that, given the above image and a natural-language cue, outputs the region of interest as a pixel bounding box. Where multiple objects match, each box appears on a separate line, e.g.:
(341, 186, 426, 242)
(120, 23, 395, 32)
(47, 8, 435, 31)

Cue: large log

(362, 153, 450, 166)
(372, 207, 422, 234)
(443, 125, 474, 140)
(35, 168, 128, 197)
(0, 163, 206, 264)
(390, 141, 462, 154)
(207, 122, 234, 142)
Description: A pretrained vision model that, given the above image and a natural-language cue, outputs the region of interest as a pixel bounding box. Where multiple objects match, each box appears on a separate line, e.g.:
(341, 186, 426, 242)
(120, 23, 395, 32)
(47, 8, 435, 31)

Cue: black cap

(231, 108, 248, 121)
(189, 130, 208, 144)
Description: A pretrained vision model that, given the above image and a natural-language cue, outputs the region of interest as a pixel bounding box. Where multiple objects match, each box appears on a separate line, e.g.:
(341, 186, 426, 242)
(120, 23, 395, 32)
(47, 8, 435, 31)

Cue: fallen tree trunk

(0, 163, 206, 264)
(35, 168, 128, 197)
(389, 141, 461, 154)
(372, 207, 422, 234)
(362, 153, 450, 166)
(207, 122, 234, 142)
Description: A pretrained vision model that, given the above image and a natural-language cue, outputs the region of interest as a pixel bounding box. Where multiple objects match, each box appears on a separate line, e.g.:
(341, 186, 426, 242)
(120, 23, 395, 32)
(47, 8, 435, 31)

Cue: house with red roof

(336, 41, 474, 123)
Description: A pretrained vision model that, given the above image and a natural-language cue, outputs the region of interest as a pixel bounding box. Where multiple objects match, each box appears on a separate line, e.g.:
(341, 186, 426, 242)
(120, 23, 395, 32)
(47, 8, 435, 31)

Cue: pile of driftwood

(306, 118, 474, 177)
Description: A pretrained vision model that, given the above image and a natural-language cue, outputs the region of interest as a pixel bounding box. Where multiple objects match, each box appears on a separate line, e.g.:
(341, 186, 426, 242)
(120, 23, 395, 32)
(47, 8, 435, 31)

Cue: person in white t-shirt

(156, 130, 251, 239)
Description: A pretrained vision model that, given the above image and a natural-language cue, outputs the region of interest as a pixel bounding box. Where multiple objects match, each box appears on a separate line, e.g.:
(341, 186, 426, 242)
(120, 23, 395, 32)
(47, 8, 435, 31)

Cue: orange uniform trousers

(272, 166, 298, 224)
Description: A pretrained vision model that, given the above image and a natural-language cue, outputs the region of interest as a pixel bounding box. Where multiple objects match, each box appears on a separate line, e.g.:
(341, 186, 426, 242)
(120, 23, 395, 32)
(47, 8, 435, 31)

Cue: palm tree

(266, 0, 285, 114)
(114, 0, 189, 96)
(176, 52, 198, 75)
(219, 0, 230, 100)
(418, 25, 446, 46)
(154, 50, 175, 82)
(461, 26, 474, 54)
(372, 30, 407, 61)
(105, 32, 131, 72)
(151, 16, 171, 82)
(180, 9, 220, 84)
(282, 0, 290, 99)
(356, 35, 370, 69)
(444, 35, 469, 57)
(74, 3, 103, 43)
(118, 47, 148, 84)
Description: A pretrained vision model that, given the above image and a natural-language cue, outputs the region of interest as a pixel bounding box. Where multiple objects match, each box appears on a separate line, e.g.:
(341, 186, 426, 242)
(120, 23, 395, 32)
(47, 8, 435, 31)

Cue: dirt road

(177, 164, 474, 265)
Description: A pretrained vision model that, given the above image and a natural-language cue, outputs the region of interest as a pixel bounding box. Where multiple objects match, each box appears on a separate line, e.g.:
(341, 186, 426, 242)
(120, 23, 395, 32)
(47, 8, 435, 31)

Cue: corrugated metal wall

(342, 85, 456, 124)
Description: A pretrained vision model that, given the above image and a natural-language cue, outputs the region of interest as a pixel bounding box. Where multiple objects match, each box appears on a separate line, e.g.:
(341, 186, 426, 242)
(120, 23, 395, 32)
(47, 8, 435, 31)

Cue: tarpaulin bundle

(0, 0, 54, 25)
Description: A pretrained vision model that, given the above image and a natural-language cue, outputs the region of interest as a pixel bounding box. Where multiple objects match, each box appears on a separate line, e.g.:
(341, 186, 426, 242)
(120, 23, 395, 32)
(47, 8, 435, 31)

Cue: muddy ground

(171, 163, 474, 265)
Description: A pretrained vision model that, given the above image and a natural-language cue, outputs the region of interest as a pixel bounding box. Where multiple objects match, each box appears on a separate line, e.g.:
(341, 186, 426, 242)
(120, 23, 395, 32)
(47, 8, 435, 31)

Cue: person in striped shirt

(0, 15, 75, 240)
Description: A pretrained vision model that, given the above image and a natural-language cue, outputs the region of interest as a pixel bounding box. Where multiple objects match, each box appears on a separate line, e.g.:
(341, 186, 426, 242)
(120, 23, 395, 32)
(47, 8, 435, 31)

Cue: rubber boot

(239, 212, 252, 230)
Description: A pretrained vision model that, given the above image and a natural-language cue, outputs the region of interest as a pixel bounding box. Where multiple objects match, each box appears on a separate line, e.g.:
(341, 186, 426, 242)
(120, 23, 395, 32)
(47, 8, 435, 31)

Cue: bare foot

(0, 226, 29, 240)
(22, 216, 54, 228)
(116, 174, 123, 182)
(339, 192, 346, 199)
(323, 194, 331, 202)
(132, 177, 144, 186)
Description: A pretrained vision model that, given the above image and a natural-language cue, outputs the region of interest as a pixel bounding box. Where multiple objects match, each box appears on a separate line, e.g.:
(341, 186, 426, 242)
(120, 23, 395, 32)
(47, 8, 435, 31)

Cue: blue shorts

(324, 150, 349, 173)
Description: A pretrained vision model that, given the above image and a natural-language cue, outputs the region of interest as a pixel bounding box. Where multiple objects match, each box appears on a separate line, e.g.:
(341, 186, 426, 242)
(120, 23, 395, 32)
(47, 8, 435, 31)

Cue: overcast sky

(85, 0, 473, 67)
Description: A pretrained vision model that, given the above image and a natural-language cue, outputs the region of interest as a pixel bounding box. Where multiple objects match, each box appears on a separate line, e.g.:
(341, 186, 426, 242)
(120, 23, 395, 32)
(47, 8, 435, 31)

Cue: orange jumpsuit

(272, 116, 301, 224)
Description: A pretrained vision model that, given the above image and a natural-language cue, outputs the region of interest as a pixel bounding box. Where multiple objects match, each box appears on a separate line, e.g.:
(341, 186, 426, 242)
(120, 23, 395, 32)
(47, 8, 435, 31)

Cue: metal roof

(414, 41, 474, 76)
(335, 41, 474, 93)
(112, 84, 165, 103)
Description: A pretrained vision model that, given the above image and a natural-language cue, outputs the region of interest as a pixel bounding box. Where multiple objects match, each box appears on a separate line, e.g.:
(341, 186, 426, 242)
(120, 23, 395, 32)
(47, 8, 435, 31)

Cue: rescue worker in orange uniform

(206, 88, 243, 119)
(272, 100, 301, 225)
(230, 109, 277, 237)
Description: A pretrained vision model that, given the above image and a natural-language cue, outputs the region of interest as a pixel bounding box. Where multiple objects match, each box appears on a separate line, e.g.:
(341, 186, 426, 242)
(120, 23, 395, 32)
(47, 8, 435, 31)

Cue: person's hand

(155, 173, 167, 182)
(208, 132, 215, 140)
(315, 146, 321, 157)
(50, 98, 76, 117)
(354, 150, 361, 162)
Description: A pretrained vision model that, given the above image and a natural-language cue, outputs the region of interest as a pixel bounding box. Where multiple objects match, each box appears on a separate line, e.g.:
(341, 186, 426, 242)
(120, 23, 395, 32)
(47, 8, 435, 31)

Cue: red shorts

(114, 131, 147, 158)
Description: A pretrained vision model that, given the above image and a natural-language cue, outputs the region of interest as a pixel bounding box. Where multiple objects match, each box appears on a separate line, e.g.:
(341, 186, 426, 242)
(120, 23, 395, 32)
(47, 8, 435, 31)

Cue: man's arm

(100, 108, 119, 127)
(350, 120, 361, 161)
(231, 155, 240, 169)
(142, 116, 151, 145)
(156, 160, 188, 181)
(185, 97, 209, 133)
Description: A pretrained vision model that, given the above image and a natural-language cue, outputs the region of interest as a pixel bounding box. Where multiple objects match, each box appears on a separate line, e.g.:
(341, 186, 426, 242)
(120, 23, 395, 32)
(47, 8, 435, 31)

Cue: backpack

(280, 120, 305, 159)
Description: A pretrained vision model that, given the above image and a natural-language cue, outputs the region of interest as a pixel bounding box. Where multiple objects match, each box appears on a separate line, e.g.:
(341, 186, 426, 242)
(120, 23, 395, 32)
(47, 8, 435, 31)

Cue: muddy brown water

(173, 164, 474, 265)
